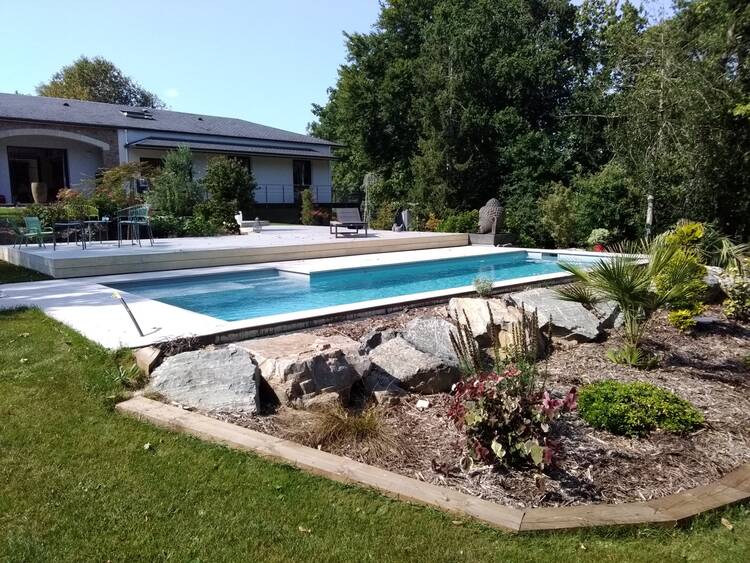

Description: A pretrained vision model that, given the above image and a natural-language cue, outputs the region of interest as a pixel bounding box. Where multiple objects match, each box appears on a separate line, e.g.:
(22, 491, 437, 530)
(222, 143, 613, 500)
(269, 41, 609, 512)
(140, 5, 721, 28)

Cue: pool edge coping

(116, 396, 750, 534)
(0, 246, 615, 349)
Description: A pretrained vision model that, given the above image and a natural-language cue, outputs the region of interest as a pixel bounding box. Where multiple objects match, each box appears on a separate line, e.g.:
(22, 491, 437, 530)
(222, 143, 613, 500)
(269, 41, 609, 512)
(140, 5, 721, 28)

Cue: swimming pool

(110, 250, 598, 322)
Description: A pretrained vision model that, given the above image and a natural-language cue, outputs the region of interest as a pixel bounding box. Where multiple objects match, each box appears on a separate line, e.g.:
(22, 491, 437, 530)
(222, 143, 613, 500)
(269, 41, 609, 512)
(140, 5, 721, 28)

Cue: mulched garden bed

(212, 304, 750, 509)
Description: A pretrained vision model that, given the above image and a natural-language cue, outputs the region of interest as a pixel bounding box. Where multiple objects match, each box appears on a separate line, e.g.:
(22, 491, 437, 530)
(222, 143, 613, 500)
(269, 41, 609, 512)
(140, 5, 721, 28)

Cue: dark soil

(212, 304, 750, 508)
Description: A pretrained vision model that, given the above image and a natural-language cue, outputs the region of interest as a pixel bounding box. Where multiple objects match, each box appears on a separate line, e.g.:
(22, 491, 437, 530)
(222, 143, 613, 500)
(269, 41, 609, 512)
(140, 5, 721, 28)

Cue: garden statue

(478, 198, 504, 234)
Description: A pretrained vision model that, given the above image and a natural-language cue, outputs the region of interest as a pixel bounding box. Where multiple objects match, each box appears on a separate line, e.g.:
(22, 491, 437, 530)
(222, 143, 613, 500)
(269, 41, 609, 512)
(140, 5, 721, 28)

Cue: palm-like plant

(555, 237, 704, 361)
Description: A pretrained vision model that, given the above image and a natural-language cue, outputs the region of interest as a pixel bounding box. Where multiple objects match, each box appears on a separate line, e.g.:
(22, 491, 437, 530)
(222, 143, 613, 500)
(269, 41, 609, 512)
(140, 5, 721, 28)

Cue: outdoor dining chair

(117, 204, 154, 247)
(21, 216, 55, 248)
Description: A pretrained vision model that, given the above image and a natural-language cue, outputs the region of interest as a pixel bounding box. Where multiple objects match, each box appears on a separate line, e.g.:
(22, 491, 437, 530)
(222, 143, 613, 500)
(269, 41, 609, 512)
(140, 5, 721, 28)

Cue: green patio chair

(9, 218, 26, 248)
(117, 204, 154, 247)
(22, 216, 55, 248)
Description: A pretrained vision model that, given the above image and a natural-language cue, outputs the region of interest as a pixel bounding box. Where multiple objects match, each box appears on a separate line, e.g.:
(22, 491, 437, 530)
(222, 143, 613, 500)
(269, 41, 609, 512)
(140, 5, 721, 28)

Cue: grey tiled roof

(129, 137, 333, 159)
(0, 92, 335, 146)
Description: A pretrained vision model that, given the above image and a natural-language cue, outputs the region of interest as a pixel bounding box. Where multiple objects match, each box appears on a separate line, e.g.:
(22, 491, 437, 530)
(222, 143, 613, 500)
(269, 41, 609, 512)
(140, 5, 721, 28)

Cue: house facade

(0, 92, 336, 206)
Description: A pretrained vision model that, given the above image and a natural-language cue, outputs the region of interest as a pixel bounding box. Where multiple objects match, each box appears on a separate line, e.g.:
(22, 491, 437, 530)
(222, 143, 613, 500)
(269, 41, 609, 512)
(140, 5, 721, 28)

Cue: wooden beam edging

(116, 397, 750, 533)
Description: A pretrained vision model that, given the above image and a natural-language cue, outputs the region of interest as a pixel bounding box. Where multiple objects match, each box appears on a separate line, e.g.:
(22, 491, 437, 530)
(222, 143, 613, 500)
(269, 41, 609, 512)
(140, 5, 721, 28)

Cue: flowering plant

(447, 363, 576, 469)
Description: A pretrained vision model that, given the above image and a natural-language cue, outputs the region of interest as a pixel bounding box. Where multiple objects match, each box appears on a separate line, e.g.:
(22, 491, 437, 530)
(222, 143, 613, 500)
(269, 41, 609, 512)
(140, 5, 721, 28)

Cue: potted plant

(587, 228, 611, 252)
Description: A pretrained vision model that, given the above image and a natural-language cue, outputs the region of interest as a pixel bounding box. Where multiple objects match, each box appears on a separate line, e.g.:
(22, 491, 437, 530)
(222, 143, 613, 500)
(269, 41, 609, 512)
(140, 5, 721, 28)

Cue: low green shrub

(438, 210, 479, 233)
(24, 202, 67, 227)
(578, 380, 704, 437)
(586, 228, 611, 247)
(473, 276, 493, 298)
(370, 202, 397, 230)
(667, 308, 700, 332)
(666, 220, 705, 248)
(150, 214, 186, 238)
(194, 199, 239, 234)
(724, 275, 750, 322)
(184, 215, 221, 237)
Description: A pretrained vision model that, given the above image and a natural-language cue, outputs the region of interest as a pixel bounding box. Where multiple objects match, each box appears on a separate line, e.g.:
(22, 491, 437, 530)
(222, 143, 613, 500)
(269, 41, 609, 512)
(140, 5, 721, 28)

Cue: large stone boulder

(359, 328, 398, 353)
(368, 336, 458, 394)
(401, 317, 459, 366)
(447, 297, 524, 346)
(148, 345, 260, 413)
(507, 287, 619, 342)
(703, 266, 728, 303)
(238, 333, 368, 403)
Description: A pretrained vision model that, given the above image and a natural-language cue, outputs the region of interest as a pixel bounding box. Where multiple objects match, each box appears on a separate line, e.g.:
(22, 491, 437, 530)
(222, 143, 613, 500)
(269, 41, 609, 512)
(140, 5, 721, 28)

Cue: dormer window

(120, 109, 154, 120)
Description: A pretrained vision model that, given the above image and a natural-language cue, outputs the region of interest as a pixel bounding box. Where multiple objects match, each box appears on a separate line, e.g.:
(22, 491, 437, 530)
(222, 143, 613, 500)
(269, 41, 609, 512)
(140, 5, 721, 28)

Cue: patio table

(83, 217, 110, 244)
(53, 220, 86, 250)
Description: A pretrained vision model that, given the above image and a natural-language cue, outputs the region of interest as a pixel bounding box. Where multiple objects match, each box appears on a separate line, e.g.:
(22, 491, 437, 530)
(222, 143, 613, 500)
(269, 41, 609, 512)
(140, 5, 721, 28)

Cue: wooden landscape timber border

(117, 396, 750, 533)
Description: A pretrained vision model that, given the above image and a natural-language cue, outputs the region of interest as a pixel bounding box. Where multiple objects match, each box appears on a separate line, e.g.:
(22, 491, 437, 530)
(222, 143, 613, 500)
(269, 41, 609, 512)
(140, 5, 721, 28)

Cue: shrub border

(117, 396, 750, 533)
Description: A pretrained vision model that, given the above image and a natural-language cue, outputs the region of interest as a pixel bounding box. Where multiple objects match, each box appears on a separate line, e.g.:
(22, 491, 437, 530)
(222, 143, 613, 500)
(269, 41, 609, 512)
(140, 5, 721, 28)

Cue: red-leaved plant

(447, 363, 577, 469)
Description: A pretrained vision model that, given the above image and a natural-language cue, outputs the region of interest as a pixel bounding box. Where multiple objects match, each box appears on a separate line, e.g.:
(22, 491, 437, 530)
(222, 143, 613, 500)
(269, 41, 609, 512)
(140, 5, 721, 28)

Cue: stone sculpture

(478, 198, 504, 234)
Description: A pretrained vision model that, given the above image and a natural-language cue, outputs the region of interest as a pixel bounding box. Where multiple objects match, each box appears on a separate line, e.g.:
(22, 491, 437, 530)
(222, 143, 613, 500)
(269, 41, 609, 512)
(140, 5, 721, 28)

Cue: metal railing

(253, 184, 335, 205)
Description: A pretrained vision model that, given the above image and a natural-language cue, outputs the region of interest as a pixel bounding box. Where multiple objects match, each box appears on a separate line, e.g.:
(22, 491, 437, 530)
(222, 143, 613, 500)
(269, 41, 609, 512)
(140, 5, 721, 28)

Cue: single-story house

(0, 92, 337, 206)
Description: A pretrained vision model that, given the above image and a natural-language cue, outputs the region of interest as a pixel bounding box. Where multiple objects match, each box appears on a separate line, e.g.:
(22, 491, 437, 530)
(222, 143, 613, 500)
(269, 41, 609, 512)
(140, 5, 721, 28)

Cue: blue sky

(0, 1, 673, 136)
(0, 0, 381, 134)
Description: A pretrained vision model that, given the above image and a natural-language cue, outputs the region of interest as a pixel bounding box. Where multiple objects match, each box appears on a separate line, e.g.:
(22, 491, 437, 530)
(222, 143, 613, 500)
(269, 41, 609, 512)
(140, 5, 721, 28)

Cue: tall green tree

(37, 56, 164, 108)
(607, 0, 750, 238)
(311, 0, 750, 243)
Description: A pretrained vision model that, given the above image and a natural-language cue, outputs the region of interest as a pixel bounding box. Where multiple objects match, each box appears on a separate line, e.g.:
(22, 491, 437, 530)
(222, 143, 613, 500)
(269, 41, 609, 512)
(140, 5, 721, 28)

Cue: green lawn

(0, 207, 24, 217)
(0, 260, 50, 284)
(0, 298, 749, 560)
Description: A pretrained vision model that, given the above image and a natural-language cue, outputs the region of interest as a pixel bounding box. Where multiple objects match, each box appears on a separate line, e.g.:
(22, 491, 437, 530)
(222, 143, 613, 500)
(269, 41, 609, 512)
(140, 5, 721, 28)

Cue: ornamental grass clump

(578, 380, 704, 437)
(447, 363, 576, 469)
(278, 404, 400, 462)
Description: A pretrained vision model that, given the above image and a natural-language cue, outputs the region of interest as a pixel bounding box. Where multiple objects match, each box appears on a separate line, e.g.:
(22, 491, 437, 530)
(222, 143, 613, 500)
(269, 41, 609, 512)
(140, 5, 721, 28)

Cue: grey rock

(693, 315, 720, 327)
(447, 297, 523, 346)
(300, 391, 344, 411)
(238, 332, 366, 403)
(508, 288, 618, 342)
(703, 266, 727, 303)
(359, 328, 398, 353)
(401, 317, 459, 366)
(148, 345, 259, 413)
(369, 336, 458, 394)
(362, 370, 408, 405)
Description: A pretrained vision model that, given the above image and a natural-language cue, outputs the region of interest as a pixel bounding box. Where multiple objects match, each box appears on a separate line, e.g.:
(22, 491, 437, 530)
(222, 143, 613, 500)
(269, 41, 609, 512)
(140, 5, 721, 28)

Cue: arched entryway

(0, 129, 109, 204)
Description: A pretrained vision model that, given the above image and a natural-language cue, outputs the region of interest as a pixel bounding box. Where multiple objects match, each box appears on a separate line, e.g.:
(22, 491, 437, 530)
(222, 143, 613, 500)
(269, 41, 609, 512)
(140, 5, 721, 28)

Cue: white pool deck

(0, 243, 608, 350)
(0, 225, 467, 278)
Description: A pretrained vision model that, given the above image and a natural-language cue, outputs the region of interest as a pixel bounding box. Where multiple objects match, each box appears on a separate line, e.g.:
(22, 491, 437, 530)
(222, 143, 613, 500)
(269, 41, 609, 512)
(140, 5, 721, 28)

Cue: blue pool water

(110, 251, 593, 322)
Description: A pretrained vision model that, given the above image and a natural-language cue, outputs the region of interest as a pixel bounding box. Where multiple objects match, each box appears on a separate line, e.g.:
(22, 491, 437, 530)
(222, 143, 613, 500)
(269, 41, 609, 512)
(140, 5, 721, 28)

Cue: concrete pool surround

(0, 245, 614, 349)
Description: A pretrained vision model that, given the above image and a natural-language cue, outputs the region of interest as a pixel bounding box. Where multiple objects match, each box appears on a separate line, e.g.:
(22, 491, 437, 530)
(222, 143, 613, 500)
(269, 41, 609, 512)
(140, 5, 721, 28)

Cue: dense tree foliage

(37, 56, 164, 108)
(310, 0, 749, 243)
